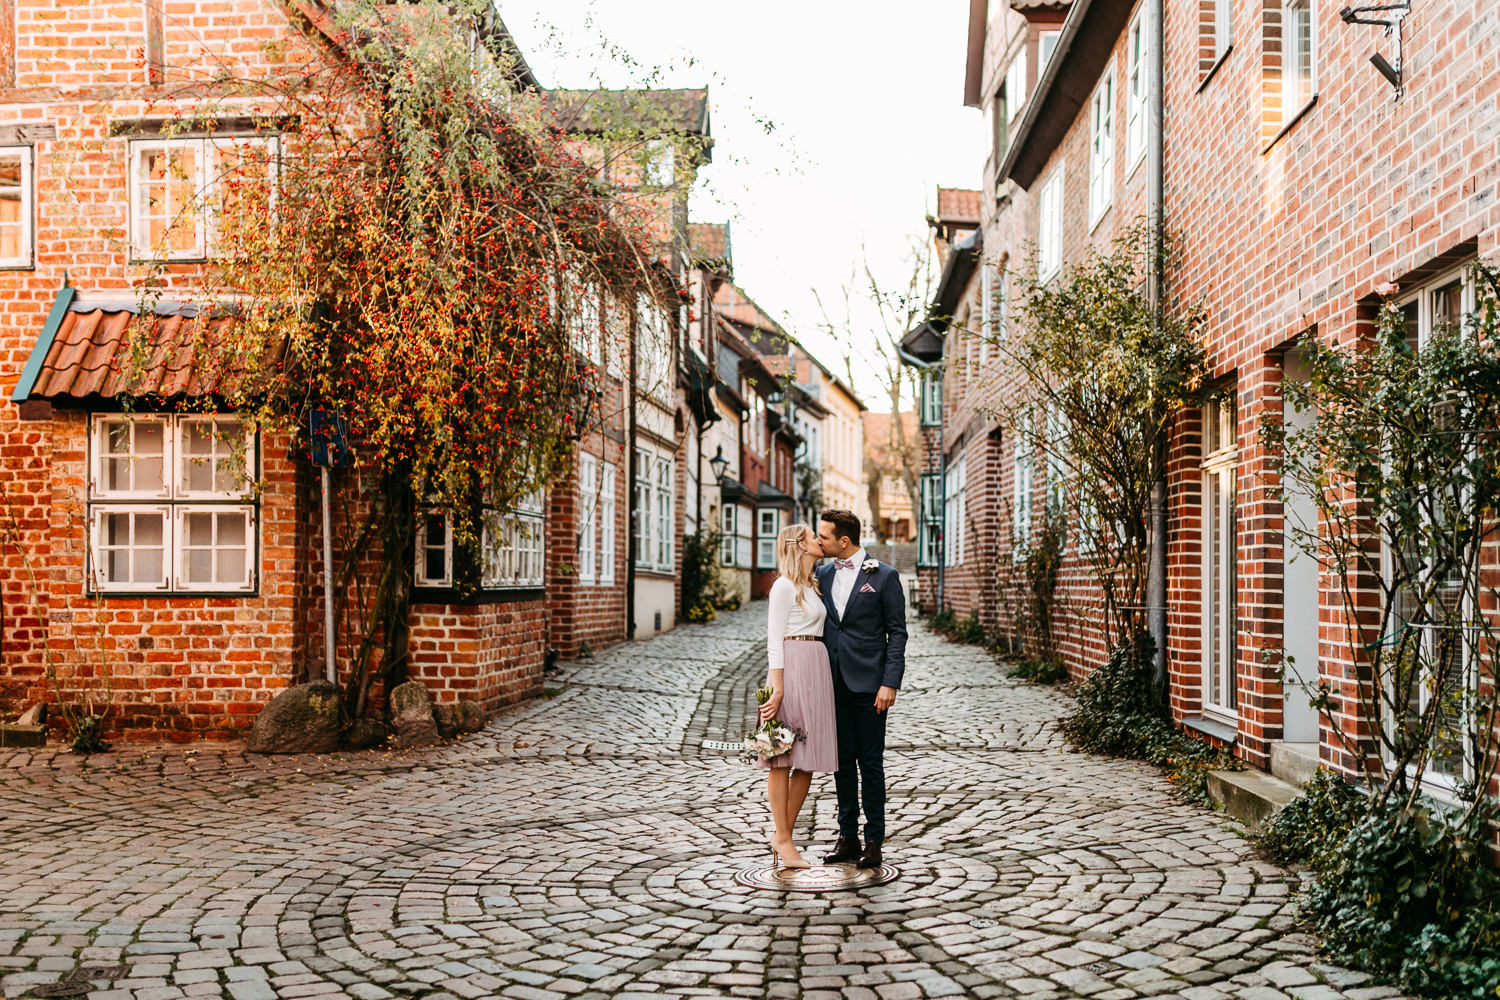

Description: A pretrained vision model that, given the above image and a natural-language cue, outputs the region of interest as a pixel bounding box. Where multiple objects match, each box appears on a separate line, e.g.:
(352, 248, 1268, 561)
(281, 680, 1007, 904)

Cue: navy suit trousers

(833, 666, 886, 845)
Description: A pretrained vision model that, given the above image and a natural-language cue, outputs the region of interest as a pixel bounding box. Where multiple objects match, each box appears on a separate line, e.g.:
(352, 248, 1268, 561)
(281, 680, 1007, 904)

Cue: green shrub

(1257, 768, 1366, 870)
(952, 614, 985, 645)
(1304, 800, 1500, 1000)
(929, 608, 956, 633)
(1008, 660, 1069, 684)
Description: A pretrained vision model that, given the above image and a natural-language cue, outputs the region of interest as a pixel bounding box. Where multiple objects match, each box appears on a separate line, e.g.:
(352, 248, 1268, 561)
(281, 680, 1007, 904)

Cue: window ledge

(1183, 715, 1238, 744)
(1262, 94, 1319, 155)
(1196, 44, 1234, 94)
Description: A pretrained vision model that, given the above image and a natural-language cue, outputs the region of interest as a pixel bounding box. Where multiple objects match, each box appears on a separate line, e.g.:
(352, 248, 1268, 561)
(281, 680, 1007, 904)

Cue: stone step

(1270, 741, 1320, 787)
(1207, 768, 1302, 832)
(0, 723, 46, 748)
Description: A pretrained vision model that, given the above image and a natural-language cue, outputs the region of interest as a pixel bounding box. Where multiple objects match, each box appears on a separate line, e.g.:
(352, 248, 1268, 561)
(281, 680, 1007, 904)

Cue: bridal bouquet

(742, 686, 805, 764)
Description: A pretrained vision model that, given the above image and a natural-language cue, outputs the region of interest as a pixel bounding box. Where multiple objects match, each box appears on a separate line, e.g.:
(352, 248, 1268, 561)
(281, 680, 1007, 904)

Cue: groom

(815, 509, 907, 870)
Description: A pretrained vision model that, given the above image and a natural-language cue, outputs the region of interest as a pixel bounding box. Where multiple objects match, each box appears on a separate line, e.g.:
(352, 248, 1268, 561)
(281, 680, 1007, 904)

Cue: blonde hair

(776, 523, 822, 609)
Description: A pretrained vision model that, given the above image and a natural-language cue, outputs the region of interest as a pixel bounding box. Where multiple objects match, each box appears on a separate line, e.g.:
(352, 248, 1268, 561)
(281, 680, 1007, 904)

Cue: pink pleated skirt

(757, 639, 838, 774)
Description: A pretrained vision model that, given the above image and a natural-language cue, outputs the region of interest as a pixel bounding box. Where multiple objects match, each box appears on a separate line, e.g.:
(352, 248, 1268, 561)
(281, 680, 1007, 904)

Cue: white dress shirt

(830, 546, 867, 618)
(766, 577, 827, 671)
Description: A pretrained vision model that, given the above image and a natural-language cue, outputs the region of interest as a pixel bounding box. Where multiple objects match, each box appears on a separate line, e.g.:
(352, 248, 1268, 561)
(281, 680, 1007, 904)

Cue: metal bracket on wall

(1339, 2, 1411, 100)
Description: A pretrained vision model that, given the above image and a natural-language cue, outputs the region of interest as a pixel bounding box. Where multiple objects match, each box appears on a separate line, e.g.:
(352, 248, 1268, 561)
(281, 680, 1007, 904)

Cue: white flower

(862, 559, 879, 574)
(755, 734, 773, 750)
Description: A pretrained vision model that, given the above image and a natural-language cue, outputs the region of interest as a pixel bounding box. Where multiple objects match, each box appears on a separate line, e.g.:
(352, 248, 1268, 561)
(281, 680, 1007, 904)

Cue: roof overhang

(999, 0, 1133, 191)
(899, 321, 946, 364)
(963, 0, 987, 108)
(932, 227, 983, 325)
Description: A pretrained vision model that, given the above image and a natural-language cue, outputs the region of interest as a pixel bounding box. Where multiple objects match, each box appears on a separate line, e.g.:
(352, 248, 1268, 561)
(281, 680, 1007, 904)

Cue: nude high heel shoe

(770, 837, 811, 869)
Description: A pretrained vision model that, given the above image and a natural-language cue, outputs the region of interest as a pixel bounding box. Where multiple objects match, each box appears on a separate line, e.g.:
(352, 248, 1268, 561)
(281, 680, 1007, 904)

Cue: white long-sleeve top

(766, 576, 827, 671)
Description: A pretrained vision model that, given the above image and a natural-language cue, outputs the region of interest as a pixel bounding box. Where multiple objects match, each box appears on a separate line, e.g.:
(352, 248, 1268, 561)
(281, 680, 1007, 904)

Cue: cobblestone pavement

(1, 607, 1403, 1000)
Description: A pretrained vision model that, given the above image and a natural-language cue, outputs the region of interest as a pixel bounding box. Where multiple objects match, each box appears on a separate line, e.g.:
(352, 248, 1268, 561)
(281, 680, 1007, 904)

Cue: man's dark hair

(820, 508, 861, 547)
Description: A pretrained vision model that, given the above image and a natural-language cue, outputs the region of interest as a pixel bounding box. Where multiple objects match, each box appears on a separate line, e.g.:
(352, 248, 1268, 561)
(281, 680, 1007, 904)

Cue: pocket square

(860, 582, 877, 593)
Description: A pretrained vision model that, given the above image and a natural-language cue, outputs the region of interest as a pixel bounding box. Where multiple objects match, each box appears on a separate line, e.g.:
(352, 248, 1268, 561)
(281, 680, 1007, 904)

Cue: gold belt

(785, 635, 822, 642)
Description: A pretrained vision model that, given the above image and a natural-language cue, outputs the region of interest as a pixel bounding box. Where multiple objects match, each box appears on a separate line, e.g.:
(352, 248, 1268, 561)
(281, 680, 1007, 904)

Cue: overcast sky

(500, 1, 989, 412)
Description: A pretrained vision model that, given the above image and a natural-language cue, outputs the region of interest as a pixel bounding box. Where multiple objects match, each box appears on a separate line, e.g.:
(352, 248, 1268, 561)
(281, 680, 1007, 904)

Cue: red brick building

(912, 0, 1500, 793)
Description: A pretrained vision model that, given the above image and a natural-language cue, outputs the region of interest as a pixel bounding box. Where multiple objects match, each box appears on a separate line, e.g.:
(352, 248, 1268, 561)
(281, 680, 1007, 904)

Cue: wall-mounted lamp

(709, 445, 730, 482)
(1339, 2, 1411, 99)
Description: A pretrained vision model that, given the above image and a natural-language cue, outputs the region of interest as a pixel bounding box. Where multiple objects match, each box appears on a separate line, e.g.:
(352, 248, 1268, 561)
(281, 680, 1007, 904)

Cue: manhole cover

(700, 740, 741, 751)
(734, 861, 899, 893)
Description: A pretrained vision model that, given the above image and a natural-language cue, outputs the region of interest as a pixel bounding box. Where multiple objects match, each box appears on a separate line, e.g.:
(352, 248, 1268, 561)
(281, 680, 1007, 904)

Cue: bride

(758, 523, 838, 868)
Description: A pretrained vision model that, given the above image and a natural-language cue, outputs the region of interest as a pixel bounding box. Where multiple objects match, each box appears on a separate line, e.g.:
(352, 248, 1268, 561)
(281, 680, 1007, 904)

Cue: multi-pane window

(654, 458, 674, 570)
(1126, 15, 1148, 168)
(634, 450, 651, 569)
(1201, 394, 1238, 720)
(1040, 30, 1060, 68)
(633, 452, 673, 572)
(579, 454, 598, 585)
(1006, 53, 1027, 124)
(944, 457, 966, 567)
(481, 492, 545, 589)
(599, 463, 617, 584)
(1045, 406, 1067, 520)
(1038, 166, 1064, 280)
(721, 505, 737, 566)
(89, 414, 257, 593)
(1283, 0, 1316, 116)
(572, 284, 602, 366)
(414, 511, 452, 588)
(917, 473, 943, 568)
(636, 294, 671, 402)
(920, 372, 943, 426)
(0, 146, 33, 268)
(756, 508, 782, 570)
(129, 136, 278, 260)
(1088, 71, 1114, 226)
(1013, 430, 1033, 553)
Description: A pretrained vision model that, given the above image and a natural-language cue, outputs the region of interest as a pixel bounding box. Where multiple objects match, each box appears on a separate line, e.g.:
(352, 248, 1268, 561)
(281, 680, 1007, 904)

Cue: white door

(1281, 352, 1320, 742)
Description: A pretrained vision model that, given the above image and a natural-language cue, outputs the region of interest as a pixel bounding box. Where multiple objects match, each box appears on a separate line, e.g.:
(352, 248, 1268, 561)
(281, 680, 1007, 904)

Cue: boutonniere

(861, 559, 879, 574)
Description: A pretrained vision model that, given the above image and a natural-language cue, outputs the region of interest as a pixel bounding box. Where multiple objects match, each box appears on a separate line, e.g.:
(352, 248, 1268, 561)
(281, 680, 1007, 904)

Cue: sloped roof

(545, 88, 711, 137)
(936, 187, 982, 225)
(687, 222, 731, 272)
(714, 282, 787, 345)
(18, 302, 279, 401)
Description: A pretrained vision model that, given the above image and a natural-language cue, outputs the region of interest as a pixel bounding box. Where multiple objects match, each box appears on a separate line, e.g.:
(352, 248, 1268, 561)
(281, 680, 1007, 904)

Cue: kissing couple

(756, 508, 908, 870)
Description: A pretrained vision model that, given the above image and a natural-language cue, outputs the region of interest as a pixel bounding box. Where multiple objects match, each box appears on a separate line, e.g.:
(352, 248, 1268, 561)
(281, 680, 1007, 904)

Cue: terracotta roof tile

(28, 306, 278, 401)
(687, 222, 730, 266)
(936, 187, 982, 224)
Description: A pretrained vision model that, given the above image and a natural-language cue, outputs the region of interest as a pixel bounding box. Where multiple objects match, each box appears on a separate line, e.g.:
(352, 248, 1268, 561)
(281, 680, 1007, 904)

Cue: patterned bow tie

(834, 558, 856, 569)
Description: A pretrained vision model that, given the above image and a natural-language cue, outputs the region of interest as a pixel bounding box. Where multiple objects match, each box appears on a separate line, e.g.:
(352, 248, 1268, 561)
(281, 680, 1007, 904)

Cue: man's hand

(874, 686, 897, 714)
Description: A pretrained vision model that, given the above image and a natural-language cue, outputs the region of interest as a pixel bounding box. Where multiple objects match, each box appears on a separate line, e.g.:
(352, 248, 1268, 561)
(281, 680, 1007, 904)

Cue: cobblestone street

(1, 609, 1402, 1000)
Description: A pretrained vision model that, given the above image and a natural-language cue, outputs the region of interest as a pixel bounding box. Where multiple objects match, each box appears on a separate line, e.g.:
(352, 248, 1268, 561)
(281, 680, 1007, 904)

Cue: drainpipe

(897, 345, 945, 610)
(627, 312, 638, 641)
(1145, 0, 1168, 691)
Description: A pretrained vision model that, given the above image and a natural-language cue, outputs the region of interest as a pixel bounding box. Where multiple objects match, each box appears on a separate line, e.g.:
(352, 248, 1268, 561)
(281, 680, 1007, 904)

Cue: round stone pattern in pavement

(732, 860, 900, 892)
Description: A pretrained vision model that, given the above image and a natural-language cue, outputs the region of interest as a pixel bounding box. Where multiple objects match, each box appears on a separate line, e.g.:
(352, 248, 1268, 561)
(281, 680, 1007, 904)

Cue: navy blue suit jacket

(818, 559, 908, 694)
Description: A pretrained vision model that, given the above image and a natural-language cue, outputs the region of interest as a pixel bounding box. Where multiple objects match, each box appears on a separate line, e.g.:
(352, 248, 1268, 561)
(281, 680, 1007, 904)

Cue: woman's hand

(759, 687, 784, 722)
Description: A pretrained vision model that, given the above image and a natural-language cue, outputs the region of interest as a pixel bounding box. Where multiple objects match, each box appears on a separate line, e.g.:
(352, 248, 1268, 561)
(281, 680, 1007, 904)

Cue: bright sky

(500, 1, 988, 412)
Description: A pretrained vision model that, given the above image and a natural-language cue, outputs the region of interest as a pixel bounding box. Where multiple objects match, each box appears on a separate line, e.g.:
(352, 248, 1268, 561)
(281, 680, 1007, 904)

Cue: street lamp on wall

(709, 445, 730, 482)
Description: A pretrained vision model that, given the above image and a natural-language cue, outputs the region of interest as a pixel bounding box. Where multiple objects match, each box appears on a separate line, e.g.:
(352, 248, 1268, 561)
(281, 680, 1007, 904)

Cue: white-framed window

(1215, 0, 1232, 62)
(414, 510, 453, 588)
(599, 462, 617, 584)
(579, 453, 598, 585)
(1038, 166, 1064, 281)
(917, 473, 943, 568)
(1088, 70, 1114, 226)
(1126, 14, 1148, 169)
(1397, 265, 1476, 351)
(636, 294, 671, 402)
(1283, 0, 1316, 117)
(1040, 30, 1060, 69)
(654, 457, 674, 571)
(634, 450, 652, 569)
(944, 456, 966, 567)
(0, 145, 34, 268)
(605, 292, 626, 380)
(1045, 405, 1067, 518)
(721, 504, 737, 566)
(1005, 53, 1027, 124)
(128, 135, 279, 261)
(979, 266, 1004, 362)
(88, 414, 257, 593)
(920, 371, 943, 426)
(1013, 429, 1033, 554)
(757, 507, 782, 570)
(572, 284, 602, 366)
(1201, 393, 1238, 721)
(481, 491, 545, 589)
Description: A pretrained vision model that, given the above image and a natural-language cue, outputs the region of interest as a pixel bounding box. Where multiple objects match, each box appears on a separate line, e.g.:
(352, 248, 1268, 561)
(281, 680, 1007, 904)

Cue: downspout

(898, 345, 946, 610)
(627, 310, 638, 641)
(1145, 0, 1168, 691)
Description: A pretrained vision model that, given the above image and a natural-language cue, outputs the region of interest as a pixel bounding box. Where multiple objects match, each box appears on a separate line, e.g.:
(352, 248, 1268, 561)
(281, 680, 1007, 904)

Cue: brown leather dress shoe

(855, 842, 883, 869)
(822, 836, 862, 865)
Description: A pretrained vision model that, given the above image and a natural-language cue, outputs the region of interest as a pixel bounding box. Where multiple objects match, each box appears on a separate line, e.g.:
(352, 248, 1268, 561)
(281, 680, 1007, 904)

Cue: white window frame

(1126, 14, 1148, 170)
(944, 457, 966, 567)
(1088, 69, 1115, 227)
(1005, 52, 1027, 124)
(573, 283, 602, 366)
(721, 505, 737, 566)
(414, 510, 454, 588)
(128, 135, 280, 262)
(1283, 0, 1317, 121)
(1038, 166, 1064, 281)
(920, 372, 943, 426)
(1013, 431, 1033, 555)
(636, 294, 671, 403)
(579, 453, 598, 585)
(1215, 0, 1232, 62)
(654, 457, 674, 571)
(1040, 30, 1060, 69)
(600, 463, 618, 584)
(88, 414, 259, 594)
(1201, 396, 1238, 723)
(917, 473, 943, 568)
(0, 145, 34, 269)
(634, 450, 654, 570)
(481, 492, 545, 589)
(757, 507, 782, 570)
